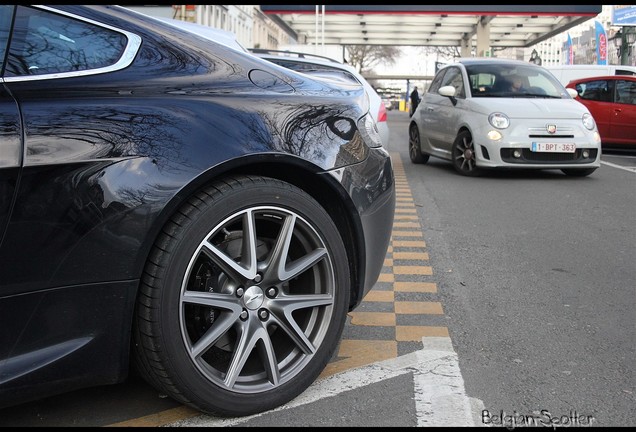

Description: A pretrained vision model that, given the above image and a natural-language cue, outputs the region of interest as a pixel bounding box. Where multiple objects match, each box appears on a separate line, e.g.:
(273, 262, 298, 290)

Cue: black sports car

(0, 5, 395, 417)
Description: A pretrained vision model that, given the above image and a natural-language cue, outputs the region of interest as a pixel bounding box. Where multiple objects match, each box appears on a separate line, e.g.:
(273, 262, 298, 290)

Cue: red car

(567, 75, 636, 149)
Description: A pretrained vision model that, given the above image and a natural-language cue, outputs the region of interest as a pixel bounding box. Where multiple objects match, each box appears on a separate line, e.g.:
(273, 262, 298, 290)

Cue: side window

(0, 6, 14, 72)
(615, 80, 636, 105)
(440, 67, 465, 98)
(4, 5, 127, 77)
(427, 69, 447, 94)
(575, 79, 610, 102)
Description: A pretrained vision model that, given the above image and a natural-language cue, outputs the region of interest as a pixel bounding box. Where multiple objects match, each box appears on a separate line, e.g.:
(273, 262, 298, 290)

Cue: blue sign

(595, 21, 608, 65)
(612, 5, 636, 26)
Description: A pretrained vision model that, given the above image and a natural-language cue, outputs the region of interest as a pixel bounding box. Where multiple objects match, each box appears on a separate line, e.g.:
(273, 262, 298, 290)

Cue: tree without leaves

(344, 45, 401, 75)
(432, 45, 461, 60)
(345, 45, 461, 78)
(344, 45, 464, 90)
(413, 45, 461, 63)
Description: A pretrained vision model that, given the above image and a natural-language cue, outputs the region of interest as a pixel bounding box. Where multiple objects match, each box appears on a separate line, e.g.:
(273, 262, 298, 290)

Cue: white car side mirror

(439, 85, 457, 97)
(566, 88, 578, 98)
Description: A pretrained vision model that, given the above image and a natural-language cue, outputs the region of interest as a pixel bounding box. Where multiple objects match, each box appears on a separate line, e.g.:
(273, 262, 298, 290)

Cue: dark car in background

(0, 5, 395, 417)
(567, 75, 636, 149)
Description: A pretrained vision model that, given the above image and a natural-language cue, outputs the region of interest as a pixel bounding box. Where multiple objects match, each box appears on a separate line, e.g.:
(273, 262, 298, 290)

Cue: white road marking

(601, 160, 636, 173)
(165, 336, 485, 427)
(414, 337, 483, 426)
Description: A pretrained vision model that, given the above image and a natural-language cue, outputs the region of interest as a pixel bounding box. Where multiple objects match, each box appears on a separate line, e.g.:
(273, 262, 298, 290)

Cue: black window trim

(1, 5, 141, 83)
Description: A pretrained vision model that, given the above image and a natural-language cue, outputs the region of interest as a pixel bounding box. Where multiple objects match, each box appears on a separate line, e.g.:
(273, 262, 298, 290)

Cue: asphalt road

(387, 110, 635, 428)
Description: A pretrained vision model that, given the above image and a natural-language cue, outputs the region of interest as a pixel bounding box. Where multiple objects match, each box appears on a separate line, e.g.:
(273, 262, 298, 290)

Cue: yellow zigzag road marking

(332, 152, 447, 377)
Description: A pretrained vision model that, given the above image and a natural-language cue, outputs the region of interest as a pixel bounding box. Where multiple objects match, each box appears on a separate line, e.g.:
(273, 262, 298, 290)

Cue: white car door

(421, 66, 465, 155)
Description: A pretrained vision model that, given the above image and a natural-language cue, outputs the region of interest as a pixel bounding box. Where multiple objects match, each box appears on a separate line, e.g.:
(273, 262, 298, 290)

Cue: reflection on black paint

(230, 100, 367, 168)
(24, 105, 190, 170)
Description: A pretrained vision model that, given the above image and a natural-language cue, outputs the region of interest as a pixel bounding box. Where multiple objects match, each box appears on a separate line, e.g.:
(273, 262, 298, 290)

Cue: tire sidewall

(452, 131, 480, 176)
(153, 177, 350, 415)
(409, 124, 429, 164)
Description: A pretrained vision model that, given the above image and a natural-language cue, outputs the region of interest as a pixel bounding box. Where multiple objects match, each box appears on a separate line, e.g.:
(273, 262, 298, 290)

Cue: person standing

(409, 86, 420, 116)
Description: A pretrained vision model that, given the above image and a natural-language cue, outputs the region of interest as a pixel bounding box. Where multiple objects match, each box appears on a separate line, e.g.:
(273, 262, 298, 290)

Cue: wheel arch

(409, 119, 420, 134)
(138, 153, 365, 311)
(456, 125, 472, 137)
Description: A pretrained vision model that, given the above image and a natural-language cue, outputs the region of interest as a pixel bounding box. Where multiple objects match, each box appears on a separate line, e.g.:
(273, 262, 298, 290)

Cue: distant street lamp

(612, 26, 636, 65)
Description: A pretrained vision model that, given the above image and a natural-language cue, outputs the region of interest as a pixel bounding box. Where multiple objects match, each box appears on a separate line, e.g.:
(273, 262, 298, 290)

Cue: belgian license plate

(531, 142, 576, 153)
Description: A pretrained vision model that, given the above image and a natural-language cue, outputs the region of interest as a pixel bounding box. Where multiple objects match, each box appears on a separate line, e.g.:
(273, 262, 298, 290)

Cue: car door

(609, 78, 636, 145)
(420, 67, 466, 154)
(0, 5, 22, 250)
(0, 5, 141, 294)
(432, 66, 466, 153)
(573, 78, 612, 141)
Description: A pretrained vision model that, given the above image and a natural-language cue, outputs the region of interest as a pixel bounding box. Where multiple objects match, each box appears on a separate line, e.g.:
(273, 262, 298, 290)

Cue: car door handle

(426, 107, 434, 111)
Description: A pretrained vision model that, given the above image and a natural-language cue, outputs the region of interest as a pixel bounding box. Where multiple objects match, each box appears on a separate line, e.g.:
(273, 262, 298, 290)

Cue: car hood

(469, 98, 589, 119)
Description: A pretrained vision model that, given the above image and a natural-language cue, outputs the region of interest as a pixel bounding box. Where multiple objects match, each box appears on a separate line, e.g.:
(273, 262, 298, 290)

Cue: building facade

(125, 5, 297, 51)
(501, 5, 632, 66)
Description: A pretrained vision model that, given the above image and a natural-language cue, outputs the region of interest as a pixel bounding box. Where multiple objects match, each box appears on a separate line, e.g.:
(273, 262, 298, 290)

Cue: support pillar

(460, 34, 471, 57)
(476, 17, 491, 57)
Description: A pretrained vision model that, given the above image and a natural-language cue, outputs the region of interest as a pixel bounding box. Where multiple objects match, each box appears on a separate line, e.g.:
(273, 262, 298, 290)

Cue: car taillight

(357, 114, 383, 148)
(377, 102, 387, 123)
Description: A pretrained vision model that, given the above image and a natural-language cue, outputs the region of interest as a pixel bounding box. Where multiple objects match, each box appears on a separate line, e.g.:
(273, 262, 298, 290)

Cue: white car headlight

(582, 113, 596, 130)
(488, 112, 510, 129)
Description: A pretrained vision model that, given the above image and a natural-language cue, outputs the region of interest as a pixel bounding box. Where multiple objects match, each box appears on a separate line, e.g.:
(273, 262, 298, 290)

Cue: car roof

(569, 75, 636, 83)
(248, 48, 381, 101)
(249, 48, 360, 74)
(249, 48, 341, 63)
(449, 57, 540, 68)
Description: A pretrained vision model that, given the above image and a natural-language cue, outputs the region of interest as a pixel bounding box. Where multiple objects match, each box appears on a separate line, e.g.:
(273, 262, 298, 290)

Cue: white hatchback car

(409, 58, 602, 177)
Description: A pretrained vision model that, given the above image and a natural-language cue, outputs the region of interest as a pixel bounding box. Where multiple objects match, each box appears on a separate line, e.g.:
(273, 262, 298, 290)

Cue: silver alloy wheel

(179, 205, 335, 393)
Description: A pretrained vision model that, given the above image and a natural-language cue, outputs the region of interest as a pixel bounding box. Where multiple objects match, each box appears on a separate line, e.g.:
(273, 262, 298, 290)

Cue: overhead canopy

(260, 5, 602, 49)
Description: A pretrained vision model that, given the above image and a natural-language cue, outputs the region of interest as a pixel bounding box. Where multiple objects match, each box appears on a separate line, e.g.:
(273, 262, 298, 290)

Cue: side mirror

(566, 88, 578, 98)
(438, 85, 458, 106)
(438, 85, 456, 97)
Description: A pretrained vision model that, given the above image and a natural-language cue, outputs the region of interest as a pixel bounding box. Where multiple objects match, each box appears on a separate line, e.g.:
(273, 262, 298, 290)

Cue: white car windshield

(466, 64, 567, 98)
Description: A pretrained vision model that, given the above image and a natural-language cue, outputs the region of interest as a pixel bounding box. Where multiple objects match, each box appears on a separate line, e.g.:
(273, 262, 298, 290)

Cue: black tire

(561, 168, 597, 177)
(132, 175, 349, 417)
(409, 123, 430, 164)
(451, 130, 481, 176)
